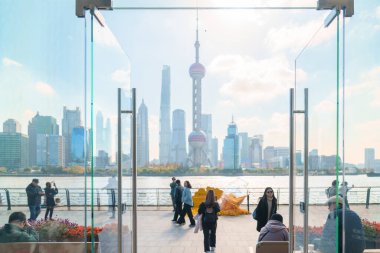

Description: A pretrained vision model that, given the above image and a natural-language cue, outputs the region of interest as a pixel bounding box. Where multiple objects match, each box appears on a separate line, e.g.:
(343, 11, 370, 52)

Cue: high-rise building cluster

(0, 107, 115, 171)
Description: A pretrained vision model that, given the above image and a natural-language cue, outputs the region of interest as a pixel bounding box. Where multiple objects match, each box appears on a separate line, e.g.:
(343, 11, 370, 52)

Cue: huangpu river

(1, 175, 379, 205)
(0, 174, 379, 189)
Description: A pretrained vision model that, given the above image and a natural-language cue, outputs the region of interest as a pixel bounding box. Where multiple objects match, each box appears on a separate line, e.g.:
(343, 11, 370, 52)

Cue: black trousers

(177, 203, 195, 225)
(202, 222, 217, 252)
(173, 202, 183, 221)
(45, 206, 54, 220)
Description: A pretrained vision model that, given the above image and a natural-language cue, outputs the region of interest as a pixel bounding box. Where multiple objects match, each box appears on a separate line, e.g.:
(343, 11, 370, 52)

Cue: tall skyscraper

(201, 114, 212, 162)
(62, 106, 81, 165)
(365, 148, 375, 170)
(3, 119, 21, 133)
(250, 135, 263, 168)
(171, 109, 187, 166)
(159, 65, 171, 164)
(105, 118, 112, 157)
(71, 127, 85, 163)
(309, 149, 320, 171)
(222, 119, 241, 170)
(239, 132, 250, 168)
(36, 134, 64, 167)
(96, 111, 104, 153)
(263, 146, 275, 169)
(188, 13, 210, 167)
(0, 132, 29, 169)
(211, 137, 218, 167)
(28, 113, 59, 166)
(137, 100, 150, 167)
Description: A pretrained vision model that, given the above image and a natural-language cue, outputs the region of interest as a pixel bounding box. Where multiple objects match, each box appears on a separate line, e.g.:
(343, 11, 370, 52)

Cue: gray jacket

(258, 220, 289, 242)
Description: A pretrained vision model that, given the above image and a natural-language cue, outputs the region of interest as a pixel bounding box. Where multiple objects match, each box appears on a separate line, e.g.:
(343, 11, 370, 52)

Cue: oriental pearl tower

(187, 12, 211, 168)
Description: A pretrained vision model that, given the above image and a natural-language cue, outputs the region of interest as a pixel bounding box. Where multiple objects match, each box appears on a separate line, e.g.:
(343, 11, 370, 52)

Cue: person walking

(25, 178, 45, 221)
(258, 213, 289, 242)
(177, 180, 195, 227)
(319, 196, 365, 253)
(339, 181, 353, 209)
(0, 212, 38, 242)
(44, 182, 58, 220)
(255, 187, 277, 232)
(172, 179, 183, 222)
(198, 189, 220, 253)
(170, 177, 177, 212)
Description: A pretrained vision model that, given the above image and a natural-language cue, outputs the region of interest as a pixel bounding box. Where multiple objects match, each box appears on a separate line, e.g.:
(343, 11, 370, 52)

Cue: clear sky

(0, 0, 379, 165)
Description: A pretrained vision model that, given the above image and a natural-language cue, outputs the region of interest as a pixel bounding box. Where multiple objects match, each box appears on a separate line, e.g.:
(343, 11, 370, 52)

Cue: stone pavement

(0, 205, 379, 253)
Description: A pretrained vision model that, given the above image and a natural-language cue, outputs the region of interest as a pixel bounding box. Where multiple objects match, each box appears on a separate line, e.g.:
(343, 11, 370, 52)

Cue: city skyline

(1, 1, 379, 165)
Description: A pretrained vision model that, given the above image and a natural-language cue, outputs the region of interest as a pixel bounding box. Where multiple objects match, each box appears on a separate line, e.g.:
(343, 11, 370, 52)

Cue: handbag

(252, 208, 258, 220)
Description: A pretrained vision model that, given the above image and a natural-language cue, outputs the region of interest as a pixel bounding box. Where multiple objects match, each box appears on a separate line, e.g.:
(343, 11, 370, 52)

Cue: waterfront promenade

(1, 205, 379, 252)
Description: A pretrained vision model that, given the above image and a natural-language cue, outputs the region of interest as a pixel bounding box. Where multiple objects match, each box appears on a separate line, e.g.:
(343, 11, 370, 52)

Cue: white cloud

(2, 57, 22, 67)
(265, 18, 335, 53)
(376, 6, 380, 19)
(348, 66, 380, 108)
(35, 81, 55, 96)
(24, 109, 35, 120)
(236, 116, 262, 133)
(93, 19, 123, 52)
(264, 113, 288, 146)
(111, 69, 130, 85)
(209, 54, 306, 105)
(314, 99, 335, 113)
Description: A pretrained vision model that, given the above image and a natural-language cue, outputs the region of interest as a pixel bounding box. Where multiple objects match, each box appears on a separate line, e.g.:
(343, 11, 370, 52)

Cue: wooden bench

(0, 242, 99, 253)
(256, 241, 289, 253)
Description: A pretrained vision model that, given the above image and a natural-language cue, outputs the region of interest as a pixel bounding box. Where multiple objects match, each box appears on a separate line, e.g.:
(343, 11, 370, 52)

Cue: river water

(1, 175, 379, 205)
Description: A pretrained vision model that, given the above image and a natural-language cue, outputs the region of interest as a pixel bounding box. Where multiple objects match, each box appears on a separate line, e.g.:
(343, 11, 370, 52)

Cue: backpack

(203, 205, 217, 224)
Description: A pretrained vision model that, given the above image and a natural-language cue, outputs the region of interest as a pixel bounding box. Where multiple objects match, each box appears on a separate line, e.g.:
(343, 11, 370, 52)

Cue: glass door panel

(0, 0, 88, 251)
(87, 9, 133, 253)
(295, 10, 339, 253)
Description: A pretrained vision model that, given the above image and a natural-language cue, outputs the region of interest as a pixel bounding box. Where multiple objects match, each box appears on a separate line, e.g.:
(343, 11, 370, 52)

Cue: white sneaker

(210, 247, 215, 252)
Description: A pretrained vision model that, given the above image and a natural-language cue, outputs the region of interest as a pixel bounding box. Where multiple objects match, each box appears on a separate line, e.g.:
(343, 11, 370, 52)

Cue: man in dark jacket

(0, 212, 38, 242)
(170, 177, 177, 212)
(171, 180, 183, 222)
(25, 178, 45, 221)
(319, 196, 365, 253)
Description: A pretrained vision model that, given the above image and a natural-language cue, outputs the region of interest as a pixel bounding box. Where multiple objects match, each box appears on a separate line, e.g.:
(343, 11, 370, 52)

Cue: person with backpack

(177, 180, 195, 227)
(198, 189, 220, 253)
(255, 187, 277, 232)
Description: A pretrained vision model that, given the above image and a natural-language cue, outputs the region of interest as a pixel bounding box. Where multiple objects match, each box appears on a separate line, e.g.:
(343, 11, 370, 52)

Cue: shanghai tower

(188, 13, 210, 167)
(159, 65, 171, 164)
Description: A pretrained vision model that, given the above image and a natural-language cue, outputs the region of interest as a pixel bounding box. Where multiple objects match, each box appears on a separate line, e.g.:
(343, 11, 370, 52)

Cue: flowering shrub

(31, 219, 102, 242)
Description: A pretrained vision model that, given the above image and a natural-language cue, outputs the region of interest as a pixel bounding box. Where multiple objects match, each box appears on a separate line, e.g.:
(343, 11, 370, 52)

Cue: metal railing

(1, 186, 379, 210)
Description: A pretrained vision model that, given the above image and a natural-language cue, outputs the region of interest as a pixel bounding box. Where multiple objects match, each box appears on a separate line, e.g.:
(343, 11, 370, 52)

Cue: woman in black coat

(44, 182, 58, 220)
(255, 187, 277, 232)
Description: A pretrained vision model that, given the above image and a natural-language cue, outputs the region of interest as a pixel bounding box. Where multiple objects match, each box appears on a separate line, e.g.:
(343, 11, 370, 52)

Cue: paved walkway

(1, 205, 379, 253)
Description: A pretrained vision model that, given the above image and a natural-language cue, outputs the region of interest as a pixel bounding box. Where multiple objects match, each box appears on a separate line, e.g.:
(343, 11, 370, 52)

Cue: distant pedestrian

(258, 213, 289, 242)
(170, 177, 177, 212)
(25, 178, 45, 221)
(0, 212, 38, 242)
(171, 179, 183, 222)
(103, 176, 118, 218)
(198, 189, 220, 253)
(44, 182, 58, 220)
(177, 180, 195, 227)
(339, 181, 354, 209)
(326, 180, 337, 198)
(255, 187, 277, 232)
(319, 196, 365, 253)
